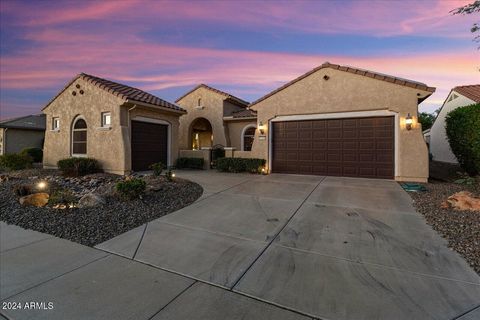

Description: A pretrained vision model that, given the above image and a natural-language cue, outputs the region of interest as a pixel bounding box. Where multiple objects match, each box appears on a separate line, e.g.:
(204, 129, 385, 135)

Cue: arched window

(197, 98, 202, 106)
(242, 125, 256, 151)
(72, 117, 87, 156)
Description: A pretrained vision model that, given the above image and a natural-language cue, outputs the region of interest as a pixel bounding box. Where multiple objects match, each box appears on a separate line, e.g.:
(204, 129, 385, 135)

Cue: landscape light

(37, 181, 47, 190)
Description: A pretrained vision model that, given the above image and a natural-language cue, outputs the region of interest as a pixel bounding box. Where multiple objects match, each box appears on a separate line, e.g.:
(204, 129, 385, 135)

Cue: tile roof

(175, 84, 249, 106)
(229, 109, 257, 118)
(250, 62, 436, 107)
(0, 114, 46, 130)
(453, 84, 480, 103)
(43, 73, 185, 113)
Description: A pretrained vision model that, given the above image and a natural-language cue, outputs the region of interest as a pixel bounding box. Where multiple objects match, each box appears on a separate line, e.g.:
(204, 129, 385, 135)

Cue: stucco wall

(249, 68, 432, 182)
(4, 129, 44, 155)
(43, 77, 182, 175)
(177, 87, 229, 149)
(429, 92, 474, 164)
(225, 119, 257, 151)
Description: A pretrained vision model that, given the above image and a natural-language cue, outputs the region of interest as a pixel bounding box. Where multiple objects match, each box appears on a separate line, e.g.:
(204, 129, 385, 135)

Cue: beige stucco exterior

(224, 119, 257, 151)
(249, 67, 433, 182)
(42, 77, 183, 175)
(177, 86, 247, 150)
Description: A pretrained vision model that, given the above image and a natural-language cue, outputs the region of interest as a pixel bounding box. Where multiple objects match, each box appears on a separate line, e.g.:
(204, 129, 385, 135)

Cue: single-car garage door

(131, 120, 168, 171)
(272, 116, 394, 179)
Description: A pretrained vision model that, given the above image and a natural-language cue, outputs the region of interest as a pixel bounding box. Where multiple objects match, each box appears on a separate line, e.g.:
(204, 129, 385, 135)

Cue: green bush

(115, 178, 146, 200)
(49, 188, 77, 206)
(216, 157, 266, 173)
(57, 157, 101, 176)
(20, 148, 43, 163)
(0, 153, 33, 170)
(445, 104, 480, 176)
(149, 162, 165, 176)
(176, 157, 204, 169)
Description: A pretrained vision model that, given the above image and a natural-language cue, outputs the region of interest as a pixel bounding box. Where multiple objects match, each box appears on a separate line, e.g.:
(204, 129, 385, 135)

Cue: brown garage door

(272, 116, 394, 179)
(131, 120, 168, 171)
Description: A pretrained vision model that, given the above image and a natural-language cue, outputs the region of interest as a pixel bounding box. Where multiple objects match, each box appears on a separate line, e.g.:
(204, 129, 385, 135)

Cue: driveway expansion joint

(231, 176, 326, 289)
(132, 222, 149, 260)
(451, 304, 480, 320)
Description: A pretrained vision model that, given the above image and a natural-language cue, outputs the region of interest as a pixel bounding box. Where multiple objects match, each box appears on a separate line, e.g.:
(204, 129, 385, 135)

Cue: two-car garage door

(272, 116, 394, 179)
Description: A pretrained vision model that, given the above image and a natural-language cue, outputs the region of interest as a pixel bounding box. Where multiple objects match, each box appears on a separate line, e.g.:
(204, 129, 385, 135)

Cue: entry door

(271, 116, 394, 179)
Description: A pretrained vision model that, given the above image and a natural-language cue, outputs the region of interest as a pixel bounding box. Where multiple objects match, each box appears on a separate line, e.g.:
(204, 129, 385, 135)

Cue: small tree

(418, 112, 435, 131)
(451, 1, 480, 49)
(445, 104, 480, 176)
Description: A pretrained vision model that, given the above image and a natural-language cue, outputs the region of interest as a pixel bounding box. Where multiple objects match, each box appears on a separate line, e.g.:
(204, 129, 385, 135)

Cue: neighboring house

(247, 62, 435, 182)
(176, 84, 257, 151)
(425, 84, 480, 164)
(42, 73, 186, 175)
(0, 114, 46, 155)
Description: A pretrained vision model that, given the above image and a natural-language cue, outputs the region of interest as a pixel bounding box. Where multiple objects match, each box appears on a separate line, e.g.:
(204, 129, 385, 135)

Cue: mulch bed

(0, 169, 203, 247)
(409, 180, 480, 274)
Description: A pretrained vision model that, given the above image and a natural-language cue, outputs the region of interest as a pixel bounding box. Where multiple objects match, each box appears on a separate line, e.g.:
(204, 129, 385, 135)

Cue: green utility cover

(400, 183, 427, 192)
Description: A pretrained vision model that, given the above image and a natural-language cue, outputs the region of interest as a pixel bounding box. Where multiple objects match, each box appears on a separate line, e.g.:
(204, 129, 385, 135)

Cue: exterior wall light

(405, 113, 413, 130)
(258, 122, 266, 135)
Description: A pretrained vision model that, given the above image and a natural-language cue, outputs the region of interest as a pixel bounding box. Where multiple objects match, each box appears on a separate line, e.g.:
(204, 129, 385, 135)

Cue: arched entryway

(190, 117, 213, 150)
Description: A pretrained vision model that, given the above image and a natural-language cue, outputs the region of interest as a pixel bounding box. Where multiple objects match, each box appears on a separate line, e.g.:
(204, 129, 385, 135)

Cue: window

(197, 98, 202, 106)
(72, 118, 87, 155)
(101, 112, 111, 127)
(242, 126, 256, 151)
(52, 117, 60, 130)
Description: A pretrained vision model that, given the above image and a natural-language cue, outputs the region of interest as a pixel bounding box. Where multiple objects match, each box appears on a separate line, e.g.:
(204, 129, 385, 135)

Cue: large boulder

(447, 191, 480, 211)
(19, 192, 49, 207)
(77, 192, 106, 208)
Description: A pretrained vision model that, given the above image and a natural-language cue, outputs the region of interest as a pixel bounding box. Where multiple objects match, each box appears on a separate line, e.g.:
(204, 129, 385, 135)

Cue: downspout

(2, 128, 7, 154)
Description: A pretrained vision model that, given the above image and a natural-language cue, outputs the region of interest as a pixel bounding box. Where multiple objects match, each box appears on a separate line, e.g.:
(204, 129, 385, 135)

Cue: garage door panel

(272, 116, 394, 179)
(131, 121, 168, 172)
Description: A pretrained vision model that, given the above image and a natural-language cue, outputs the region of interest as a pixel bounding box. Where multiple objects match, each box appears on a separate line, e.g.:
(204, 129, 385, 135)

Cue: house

(42, 73, 186, 175)
(246, 62, 435, 182)
(424, 84, 480, 164)
(0, 114, 46, 155)
(176, 84, 257, 153)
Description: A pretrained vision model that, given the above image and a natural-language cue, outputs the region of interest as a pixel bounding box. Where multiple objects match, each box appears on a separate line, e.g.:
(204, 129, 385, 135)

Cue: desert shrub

(115, 178, 146, 200)
(216, 158, 266, 173)
(149, 162, 165, 176)
(13, 184, 35, 197)
(0, 153, 33, 170)
(445, 104, 480, 176)
(49, 188, 77, 206)
(175, 157, 204, 169)
(57, 157, 101, 177)
(20, 147, 43, 163)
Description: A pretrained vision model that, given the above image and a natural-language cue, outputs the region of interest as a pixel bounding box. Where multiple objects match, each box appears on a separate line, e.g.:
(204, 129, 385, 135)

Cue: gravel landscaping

(409, 180, 480, 274)
(0, 169, 203, 246)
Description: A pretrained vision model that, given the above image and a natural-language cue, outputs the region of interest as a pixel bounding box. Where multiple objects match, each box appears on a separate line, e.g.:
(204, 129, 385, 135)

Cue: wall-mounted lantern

(405, 113, 413, 130)
(258, 121, 266, 135)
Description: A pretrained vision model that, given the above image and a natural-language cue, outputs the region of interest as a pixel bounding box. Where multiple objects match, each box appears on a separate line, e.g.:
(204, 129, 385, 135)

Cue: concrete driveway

(2, 171, 480, 320)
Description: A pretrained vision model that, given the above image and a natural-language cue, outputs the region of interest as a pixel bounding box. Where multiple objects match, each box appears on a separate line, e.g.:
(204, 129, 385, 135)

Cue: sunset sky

(0, 0, 479, 120)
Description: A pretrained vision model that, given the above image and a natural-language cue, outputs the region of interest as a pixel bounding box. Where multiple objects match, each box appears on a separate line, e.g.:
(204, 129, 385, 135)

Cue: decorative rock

(19, 192, 49, 207)
(77, 192, 105, 208)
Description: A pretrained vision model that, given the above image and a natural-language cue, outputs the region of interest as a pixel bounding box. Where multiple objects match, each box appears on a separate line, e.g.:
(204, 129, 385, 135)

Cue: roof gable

(250, 62, 436, 107)
(43, 73, 185, 113)
(176, 84, 249, 106)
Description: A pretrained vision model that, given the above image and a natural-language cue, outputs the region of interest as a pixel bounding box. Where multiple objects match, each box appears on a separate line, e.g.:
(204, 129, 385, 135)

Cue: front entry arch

(190, 117, 213, 150)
